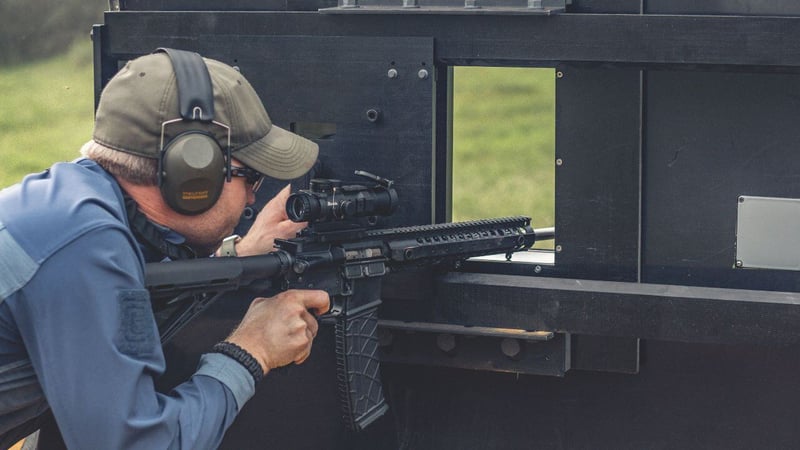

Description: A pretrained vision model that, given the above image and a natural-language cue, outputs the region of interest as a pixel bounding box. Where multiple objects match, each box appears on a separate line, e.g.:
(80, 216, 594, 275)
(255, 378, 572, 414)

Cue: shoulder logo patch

(115, 289, 156, 357)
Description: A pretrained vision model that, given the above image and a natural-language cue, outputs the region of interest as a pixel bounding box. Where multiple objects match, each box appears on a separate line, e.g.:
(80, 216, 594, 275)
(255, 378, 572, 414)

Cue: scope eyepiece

(286, 192, 319, 222)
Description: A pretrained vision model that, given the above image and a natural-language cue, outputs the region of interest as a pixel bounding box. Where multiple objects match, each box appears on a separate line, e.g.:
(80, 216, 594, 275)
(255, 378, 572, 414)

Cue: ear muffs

(160, 131, 226, 215)
(156, 47, 231, 215)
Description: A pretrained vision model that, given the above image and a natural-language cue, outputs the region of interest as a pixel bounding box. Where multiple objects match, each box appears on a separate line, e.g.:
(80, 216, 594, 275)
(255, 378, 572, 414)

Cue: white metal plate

(736, 196, 800, 271)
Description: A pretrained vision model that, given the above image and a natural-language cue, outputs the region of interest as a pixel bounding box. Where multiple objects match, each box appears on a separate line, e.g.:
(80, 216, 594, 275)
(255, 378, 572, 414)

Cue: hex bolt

(418, 68, 429, 80)
(534, 265, 543, 274)
(387, 68, 399, 79)
(242, 206, 255, 220)
(293, 260, 310, 274)
(735, 260, 744, 268)
(366, 108, 381, 123)
(436, 333, 457, 355)
(555, 245, 563, 252)
(501, 338, 523, 360)
(556, 71, 564, 79)
(556, 158, 563, 166)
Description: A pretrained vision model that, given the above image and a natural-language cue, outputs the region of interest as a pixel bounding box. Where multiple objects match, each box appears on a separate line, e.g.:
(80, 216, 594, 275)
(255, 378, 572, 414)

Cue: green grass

(0, 40, 95, 188)
(0, 47, 556, 238)
(452, 67, 555, 233)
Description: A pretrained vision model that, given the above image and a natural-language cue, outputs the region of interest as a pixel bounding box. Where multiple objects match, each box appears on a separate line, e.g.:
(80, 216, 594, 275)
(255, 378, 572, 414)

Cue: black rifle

(146, 172, 543, 431)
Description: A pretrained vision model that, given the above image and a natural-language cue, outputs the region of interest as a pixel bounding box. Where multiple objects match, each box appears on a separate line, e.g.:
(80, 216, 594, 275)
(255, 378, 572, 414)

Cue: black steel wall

(83, 0, 800, 448)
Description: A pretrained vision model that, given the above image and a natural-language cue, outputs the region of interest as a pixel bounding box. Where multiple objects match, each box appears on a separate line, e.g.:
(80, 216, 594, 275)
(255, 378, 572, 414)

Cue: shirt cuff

(195, 353, 256, 411)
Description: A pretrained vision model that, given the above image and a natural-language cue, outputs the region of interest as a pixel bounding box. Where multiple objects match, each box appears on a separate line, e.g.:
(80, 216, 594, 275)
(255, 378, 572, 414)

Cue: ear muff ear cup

(160, 132, 226, 215)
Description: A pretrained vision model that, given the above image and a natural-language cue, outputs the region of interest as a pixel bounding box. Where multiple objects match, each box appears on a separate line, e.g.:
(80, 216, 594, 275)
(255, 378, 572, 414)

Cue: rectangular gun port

(452, 67, 555, 250)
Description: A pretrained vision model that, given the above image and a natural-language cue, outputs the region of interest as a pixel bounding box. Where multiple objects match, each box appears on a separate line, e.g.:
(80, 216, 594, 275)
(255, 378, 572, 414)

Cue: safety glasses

(230, 165, 265, 193)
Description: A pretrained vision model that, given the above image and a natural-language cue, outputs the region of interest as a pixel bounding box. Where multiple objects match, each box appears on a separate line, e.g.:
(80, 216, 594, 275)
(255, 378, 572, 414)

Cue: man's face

(174, 158, 257, 254)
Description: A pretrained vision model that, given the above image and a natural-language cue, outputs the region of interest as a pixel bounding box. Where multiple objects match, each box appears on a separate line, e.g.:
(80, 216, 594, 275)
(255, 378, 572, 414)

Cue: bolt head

(501, 338, 522, 358)
(436, 334, 457, 353)
(366, 109, 381, 123)
(387, 68, 399, 79)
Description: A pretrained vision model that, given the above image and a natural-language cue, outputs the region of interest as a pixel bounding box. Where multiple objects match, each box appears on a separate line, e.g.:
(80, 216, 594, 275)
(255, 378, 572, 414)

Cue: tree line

(0, 0, 107, 65)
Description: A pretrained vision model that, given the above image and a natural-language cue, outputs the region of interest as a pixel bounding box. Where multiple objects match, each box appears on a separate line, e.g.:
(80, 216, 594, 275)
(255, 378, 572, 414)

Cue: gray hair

(80, 140, 159, 186)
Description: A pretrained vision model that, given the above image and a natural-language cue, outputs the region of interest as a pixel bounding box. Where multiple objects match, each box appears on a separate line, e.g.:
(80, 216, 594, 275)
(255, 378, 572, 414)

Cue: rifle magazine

(335, 301, 389, 431)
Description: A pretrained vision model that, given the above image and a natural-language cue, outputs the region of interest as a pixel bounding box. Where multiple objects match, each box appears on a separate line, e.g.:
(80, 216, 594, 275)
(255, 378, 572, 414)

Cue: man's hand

(236, 185, 306, 257)
(226, 290, 330, 374)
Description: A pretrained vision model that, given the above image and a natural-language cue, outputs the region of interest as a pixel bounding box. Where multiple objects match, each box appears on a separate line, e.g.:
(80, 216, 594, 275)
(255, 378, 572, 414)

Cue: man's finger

(302, 310, 319, 337)
(302, 290, 331, 315)
(276, 184, 292, 201)
(295, 347, 312, 365)
(266, 184, 291, 209)
(260, 184, 292, 217)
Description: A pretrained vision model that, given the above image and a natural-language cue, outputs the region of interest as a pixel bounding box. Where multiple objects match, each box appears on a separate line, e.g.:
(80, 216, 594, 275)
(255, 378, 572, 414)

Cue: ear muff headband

(157, 48, 215, 122)
(156, 48, 232, 215)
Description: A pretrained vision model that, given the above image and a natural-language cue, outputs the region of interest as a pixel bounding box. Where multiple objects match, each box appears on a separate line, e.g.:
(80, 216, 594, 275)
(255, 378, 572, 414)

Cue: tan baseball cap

(93, 51, 318, 180)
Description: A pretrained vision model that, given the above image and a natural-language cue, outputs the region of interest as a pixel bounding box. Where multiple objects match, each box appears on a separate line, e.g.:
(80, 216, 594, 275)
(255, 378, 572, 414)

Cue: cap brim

(233, 125, 319, 180)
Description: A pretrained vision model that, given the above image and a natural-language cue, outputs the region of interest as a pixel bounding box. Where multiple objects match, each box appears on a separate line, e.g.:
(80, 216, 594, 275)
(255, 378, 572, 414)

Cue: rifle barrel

(534, 227, 555, 241)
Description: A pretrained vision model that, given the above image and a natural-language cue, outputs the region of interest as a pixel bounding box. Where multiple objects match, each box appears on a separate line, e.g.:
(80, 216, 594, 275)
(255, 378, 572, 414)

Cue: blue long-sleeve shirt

(0, 159, 254, 448)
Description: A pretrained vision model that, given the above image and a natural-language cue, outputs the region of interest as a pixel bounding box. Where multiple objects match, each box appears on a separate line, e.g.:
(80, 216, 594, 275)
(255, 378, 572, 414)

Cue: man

(0, 50, 329, 448)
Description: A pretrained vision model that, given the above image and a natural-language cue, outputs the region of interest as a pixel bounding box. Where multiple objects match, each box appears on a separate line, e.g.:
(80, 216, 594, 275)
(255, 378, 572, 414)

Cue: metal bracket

(378, 320, 570, 376)
(322, 0, 566, 14)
